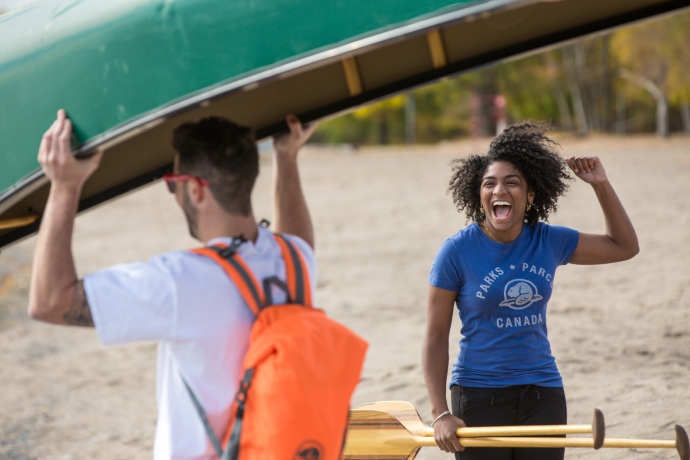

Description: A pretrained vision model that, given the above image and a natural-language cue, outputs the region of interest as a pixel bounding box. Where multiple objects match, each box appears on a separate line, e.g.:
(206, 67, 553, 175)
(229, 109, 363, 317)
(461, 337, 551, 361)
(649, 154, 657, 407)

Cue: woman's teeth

(493, 201, 512, 218)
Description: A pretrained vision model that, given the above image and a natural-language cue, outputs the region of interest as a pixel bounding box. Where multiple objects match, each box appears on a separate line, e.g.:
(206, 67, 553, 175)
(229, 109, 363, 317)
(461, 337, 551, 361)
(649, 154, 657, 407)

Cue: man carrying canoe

(28, 109, 317, 458)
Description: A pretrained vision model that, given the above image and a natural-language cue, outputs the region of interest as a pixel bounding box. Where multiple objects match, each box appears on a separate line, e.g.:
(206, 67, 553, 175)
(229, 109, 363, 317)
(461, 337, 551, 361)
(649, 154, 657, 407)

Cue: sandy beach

(1, 135, 688, 459)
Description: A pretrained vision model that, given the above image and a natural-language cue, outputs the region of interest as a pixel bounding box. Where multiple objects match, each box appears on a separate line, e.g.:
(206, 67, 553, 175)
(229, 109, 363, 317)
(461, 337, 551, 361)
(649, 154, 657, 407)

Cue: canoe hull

(1, 0, 687, 249)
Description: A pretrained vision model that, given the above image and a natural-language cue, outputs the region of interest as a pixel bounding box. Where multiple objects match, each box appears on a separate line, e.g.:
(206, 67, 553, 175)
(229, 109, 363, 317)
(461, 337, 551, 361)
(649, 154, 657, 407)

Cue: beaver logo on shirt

(499, 279, 543, 310)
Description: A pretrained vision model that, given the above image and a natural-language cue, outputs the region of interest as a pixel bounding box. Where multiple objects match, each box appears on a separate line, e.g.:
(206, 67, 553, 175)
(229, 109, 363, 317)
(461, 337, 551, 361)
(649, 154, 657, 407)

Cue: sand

(0, 135, 688, 459)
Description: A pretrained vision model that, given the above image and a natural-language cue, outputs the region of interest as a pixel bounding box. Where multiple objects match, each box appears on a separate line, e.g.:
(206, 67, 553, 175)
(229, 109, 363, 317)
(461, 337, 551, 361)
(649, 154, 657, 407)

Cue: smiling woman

(449, 123, 571, 232)
(422, 122, 639, 460)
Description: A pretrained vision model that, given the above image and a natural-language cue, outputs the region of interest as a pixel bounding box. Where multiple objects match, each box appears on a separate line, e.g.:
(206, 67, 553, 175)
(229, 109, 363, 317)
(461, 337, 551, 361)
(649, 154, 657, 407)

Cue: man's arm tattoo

(63, 280, 94, 327)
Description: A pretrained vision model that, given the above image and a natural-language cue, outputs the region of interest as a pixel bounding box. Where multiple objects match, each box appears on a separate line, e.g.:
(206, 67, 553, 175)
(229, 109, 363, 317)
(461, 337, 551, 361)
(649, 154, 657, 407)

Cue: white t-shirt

(83, 227, 316, 459)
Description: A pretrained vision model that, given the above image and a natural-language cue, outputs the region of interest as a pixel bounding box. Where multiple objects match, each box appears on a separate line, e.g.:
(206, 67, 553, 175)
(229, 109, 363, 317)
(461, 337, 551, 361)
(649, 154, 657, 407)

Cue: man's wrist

(49, 182, 83, 202)
(273, 153, 299, 169)
(274, 149, 299, 160)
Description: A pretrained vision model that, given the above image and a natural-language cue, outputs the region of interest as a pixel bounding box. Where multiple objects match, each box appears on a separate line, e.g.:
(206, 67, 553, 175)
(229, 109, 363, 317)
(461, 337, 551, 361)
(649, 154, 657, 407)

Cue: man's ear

(188, 180, 204, 205)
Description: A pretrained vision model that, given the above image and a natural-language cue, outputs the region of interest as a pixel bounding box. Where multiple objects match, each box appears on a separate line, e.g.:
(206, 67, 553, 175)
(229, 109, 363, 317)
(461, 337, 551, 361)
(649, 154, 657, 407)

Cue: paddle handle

(451, 424, 592, 438)
(415, 436, 676, 449)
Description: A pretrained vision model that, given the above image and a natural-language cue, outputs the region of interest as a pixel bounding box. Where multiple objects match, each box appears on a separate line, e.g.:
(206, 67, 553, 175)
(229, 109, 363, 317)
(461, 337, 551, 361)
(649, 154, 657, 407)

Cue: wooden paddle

(343, 408, 690, 460)
(356, 400, 604, 446)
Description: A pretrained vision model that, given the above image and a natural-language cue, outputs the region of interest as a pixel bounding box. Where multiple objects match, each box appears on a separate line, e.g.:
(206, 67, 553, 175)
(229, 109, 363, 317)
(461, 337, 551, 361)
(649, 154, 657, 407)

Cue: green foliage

(414, 75, 476, 141)
(313, 73, 479, 145)
(315, 10, 690, 144)
(495, 54, 559, 123)
(615, 11, 690, 106)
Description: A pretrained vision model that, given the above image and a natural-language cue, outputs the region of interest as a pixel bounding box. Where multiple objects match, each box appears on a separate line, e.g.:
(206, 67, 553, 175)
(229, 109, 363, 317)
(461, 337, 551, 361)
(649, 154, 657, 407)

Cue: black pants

(451, 384, 567, 460)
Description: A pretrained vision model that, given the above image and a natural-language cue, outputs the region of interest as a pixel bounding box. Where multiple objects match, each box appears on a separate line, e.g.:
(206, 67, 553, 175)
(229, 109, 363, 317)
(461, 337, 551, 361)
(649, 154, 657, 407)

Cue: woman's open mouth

(492, 201, 512, 221)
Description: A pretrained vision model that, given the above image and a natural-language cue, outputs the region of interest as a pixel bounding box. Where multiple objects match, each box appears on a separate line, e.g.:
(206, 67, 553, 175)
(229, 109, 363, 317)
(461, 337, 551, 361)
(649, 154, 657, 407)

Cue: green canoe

(0, 0, 687, 249)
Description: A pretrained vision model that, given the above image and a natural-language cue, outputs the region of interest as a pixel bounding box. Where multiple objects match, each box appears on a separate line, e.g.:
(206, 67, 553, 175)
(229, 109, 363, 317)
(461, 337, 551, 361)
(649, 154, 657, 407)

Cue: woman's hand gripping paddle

(356, 400, 604, 445)
(344, 402, 689, 460)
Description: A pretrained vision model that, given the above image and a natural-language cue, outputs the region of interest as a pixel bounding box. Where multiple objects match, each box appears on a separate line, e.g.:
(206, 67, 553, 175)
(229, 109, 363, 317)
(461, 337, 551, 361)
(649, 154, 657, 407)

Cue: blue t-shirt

(429, 222, 579, 388)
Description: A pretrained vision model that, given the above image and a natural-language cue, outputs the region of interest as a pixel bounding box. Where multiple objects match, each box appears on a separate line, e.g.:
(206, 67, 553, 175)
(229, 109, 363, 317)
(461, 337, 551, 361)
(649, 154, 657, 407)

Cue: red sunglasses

(162, 174, 210, 193)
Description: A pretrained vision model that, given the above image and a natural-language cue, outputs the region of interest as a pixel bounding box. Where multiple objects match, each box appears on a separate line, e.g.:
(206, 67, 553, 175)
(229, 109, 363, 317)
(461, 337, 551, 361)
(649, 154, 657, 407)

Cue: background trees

(313, 10, 690, 145)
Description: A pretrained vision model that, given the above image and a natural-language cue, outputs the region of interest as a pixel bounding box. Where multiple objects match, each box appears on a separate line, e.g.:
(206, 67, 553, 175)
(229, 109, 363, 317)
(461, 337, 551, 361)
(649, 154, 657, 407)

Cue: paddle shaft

(447, 424, 592, 438)
(413, 436, 676, 449)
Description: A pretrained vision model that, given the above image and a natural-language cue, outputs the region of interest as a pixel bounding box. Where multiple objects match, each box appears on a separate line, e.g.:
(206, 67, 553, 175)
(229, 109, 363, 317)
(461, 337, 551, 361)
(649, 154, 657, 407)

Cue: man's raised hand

(38, 109, 103, 191)
(272, 113, 318, 160)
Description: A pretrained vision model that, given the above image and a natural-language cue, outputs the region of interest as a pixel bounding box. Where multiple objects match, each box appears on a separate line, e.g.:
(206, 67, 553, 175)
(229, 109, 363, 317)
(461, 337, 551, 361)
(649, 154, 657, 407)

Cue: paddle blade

(344, 409, 422, 460)
(356, 401, 430, 437)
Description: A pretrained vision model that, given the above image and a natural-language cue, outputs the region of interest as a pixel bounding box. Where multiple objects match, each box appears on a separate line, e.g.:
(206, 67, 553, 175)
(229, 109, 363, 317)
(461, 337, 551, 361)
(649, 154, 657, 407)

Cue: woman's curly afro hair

(448, 122, 571, 225)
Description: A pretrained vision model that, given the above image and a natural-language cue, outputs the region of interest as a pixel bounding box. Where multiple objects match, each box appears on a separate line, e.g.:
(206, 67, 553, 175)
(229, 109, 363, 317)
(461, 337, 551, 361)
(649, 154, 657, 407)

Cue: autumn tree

(315, 10, 689, 144)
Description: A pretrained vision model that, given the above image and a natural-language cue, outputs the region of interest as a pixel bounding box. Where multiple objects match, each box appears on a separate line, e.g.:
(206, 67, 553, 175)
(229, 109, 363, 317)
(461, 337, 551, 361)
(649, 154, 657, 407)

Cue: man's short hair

(173, 117, 258, 216)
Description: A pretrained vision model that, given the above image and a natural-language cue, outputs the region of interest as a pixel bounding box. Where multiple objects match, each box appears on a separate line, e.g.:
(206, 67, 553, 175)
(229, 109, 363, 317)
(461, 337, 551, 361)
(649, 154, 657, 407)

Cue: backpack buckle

(215, 236, 247, 259)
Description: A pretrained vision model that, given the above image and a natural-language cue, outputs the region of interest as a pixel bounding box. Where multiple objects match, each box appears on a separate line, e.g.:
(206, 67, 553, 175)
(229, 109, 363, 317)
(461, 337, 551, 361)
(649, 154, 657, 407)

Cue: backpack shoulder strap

(186, 243, 264, 460)
(191, 244, 265, 315)
(273, 233, 313, 306)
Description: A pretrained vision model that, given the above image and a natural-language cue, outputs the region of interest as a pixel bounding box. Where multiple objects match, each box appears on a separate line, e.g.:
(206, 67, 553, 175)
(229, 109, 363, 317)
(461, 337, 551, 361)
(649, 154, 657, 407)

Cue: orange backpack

(185, 233, 368, 460)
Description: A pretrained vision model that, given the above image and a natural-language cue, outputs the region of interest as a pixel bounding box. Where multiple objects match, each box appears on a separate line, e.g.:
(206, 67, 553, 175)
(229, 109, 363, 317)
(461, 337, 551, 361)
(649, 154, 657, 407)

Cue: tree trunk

(599, 35, 614, 132)
(575, 41, 599, 132)
(681, 94, 690, 134)
(657, 97, 668, 138)
(477, 68, 498, 136)
(562, 45, 589, 136)
(615, 92, 626, 134)
(544, 52, 573, 131)
(405, 93, 416, 145)
(620, 69, 668, 138)
(377, 113, 389, 145)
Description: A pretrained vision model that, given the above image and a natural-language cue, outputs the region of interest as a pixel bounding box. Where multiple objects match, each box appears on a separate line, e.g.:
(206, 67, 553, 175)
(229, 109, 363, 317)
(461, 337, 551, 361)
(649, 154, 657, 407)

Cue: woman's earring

(479, 207, 485, 217)
(527, 201, 533, 212)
